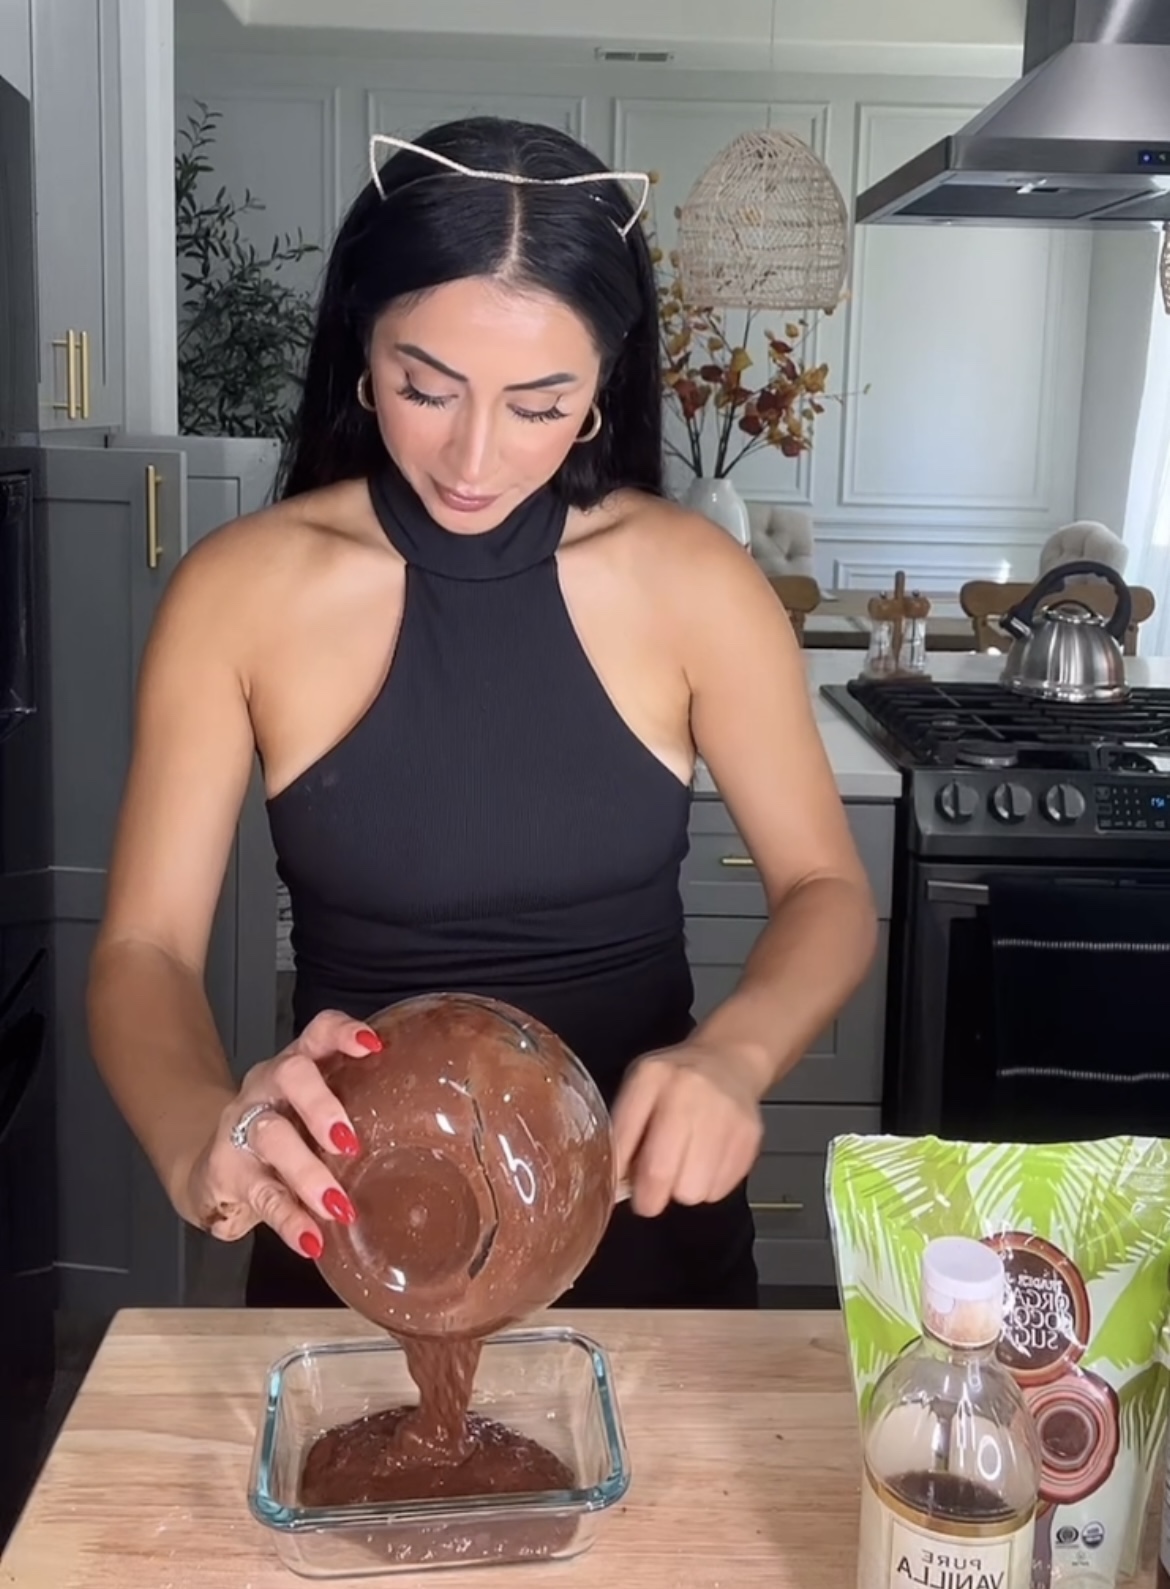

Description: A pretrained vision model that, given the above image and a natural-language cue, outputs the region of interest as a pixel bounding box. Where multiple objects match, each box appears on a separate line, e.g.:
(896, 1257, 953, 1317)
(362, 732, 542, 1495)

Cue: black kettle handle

(1002, 560, 1133, 643)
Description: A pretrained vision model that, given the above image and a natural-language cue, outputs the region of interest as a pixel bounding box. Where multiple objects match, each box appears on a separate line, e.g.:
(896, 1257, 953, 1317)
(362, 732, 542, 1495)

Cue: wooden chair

(768, 575, 822, 645)
(959, 579, 1156, 657)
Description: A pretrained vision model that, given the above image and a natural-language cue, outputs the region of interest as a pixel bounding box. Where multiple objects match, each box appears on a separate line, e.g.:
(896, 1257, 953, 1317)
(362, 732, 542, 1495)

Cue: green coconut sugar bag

(826, 1133, 1170, 1589)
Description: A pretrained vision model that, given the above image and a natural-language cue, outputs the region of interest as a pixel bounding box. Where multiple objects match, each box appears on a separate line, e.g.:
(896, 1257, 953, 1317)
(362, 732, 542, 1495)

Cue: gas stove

(822, 679, 1170, 859)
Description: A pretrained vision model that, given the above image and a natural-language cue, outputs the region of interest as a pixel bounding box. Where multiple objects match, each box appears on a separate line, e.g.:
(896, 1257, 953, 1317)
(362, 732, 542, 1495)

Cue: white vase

(684, 475, 751, 550)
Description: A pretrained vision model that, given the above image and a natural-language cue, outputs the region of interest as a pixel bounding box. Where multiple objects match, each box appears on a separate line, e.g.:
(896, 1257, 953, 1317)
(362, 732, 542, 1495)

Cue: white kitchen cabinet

(29, 0, 124, 431)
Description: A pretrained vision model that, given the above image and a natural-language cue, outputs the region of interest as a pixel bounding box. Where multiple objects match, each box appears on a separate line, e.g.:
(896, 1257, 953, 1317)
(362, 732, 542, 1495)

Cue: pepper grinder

(862, 571, 931, 680)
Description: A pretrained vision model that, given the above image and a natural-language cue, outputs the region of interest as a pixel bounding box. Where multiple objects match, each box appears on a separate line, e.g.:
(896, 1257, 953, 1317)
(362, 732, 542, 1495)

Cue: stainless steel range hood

(855, 0, 1170, 227)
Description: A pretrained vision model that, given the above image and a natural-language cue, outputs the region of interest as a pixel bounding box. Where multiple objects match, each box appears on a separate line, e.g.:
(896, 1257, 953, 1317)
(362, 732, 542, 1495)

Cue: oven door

(0, 947, 54, 1548)
(891, 860, 1170, 1141)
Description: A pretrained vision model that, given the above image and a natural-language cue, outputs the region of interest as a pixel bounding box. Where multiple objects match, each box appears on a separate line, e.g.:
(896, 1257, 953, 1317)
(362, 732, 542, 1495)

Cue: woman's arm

(87, 532, 263, 1213)
(87, 524, 376, 1255)
(682, 531, 878, 1097)
(613, 510, 878, 1214)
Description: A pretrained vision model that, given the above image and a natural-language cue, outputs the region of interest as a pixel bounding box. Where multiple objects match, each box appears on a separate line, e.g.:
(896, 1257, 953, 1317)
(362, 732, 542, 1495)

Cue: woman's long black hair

(278, 117, 663, 508)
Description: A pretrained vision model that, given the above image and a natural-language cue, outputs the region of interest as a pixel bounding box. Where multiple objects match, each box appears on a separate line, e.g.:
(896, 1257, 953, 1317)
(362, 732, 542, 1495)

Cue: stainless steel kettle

(998, 560, 1132, 703)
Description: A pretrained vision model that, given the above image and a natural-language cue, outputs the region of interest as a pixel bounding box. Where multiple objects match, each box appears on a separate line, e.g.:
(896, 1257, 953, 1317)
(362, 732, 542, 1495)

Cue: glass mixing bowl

(314, 993, 617, 1337)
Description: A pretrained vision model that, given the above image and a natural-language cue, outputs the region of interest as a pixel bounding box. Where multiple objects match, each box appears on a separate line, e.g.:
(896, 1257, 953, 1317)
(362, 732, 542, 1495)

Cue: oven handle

(926, 880, 989, 906)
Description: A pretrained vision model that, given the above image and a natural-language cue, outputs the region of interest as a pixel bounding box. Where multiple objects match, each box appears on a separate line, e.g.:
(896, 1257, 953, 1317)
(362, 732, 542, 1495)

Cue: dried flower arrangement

(644, 174, 838, 480)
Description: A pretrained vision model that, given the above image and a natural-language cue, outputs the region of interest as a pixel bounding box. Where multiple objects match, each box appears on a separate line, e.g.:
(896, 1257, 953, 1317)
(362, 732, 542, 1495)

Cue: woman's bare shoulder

(576, 487, 774, 604)
(184, 479, 377, 581)
(155, 479, 386, 643)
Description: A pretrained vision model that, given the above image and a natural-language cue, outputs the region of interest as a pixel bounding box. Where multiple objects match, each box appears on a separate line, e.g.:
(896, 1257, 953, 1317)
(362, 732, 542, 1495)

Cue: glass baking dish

(247, 1326, 630, 1579)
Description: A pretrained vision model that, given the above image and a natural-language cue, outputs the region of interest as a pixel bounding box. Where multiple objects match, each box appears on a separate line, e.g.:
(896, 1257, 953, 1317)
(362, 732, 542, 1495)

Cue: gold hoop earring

(356, 370, 377, 412)
(575, 401, 602, 445)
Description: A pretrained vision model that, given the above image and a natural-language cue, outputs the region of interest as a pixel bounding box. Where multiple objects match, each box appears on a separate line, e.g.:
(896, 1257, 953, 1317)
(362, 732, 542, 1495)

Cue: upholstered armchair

(746, 503, 816, 579)
(1037, 521, 1128, 579)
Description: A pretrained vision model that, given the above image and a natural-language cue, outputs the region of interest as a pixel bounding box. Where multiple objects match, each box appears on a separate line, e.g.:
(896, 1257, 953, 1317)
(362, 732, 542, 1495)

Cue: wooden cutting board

(0, 1307, 1159, 1587)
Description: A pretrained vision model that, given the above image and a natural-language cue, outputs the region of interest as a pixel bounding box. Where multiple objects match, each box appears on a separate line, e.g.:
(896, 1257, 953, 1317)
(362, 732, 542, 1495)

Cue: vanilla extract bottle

(857, 1236, 1042, 1589)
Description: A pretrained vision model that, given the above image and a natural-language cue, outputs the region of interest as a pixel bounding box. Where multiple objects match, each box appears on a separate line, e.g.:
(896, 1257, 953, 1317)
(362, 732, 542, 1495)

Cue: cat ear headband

(368, 133, 651, 240)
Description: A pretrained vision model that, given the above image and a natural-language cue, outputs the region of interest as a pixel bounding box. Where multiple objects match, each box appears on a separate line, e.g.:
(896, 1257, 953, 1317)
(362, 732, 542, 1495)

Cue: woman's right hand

(177, 1009, 384, 1260)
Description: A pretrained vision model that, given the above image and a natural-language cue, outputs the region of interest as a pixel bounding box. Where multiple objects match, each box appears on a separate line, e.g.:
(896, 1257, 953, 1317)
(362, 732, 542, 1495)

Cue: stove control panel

(1095, 782, 1170, 832)
(921, 771, 1170, 850)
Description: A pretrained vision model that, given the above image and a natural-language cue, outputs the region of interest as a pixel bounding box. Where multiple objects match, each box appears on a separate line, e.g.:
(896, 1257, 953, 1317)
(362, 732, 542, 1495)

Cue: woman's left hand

(610, 1041, 766, 1217)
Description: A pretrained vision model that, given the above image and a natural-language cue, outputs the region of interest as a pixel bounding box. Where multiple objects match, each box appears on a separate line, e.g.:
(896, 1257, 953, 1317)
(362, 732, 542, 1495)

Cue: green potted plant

(174, 102, 320, 440)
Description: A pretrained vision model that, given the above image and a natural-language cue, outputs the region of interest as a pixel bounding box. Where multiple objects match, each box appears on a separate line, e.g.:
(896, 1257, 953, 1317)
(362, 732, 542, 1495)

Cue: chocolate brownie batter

(395, 1336, 483, 1461)
(301, 1402, 574, 1508)
(297, 1332, 576, 1528)
(299, 996, 603, 1519)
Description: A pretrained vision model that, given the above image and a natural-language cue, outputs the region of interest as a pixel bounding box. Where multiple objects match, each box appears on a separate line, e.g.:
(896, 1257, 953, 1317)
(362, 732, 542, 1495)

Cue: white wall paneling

(176, 84, 342, 289)
(1074, 230, 1162, 534)
(816, 518, 1046, 588)
(175, 40, 1094, 586)
(842, 103, 1091, 522)
(365, 89, 586, 153)
(831, 554, 1018, 589)
(614, 95, 779, 226)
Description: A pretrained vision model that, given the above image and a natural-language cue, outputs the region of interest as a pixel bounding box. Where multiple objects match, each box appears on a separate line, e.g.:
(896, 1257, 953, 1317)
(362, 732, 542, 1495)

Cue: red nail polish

(323, 1188, 357, 1226)
(355, 1029, 382, 1053)
(330, 1121, 360, 1157)
(299, 1230, 324, 1260)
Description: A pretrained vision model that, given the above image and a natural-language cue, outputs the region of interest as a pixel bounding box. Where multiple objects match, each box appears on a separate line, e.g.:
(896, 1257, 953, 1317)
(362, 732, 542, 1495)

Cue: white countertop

(808, 649, 1170, 689)
(695, 649, 1170, 804)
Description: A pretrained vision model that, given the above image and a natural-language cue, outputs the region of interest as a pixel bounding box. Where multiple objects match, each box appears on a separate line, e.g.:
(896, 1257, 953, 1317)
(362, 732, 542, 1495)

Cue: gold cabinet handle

(719, 855, 756, 868)
(51, 329, 79, 419)
(146, 466, 162, 569)
(751, 1200, 805, 1212)
(79, 330, 91, 420)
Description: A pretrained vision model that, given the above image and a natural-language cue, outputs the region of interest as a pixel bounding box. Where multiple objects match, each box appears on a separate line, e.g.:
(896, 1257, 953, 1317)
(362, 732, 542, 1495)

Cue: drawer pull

(146, 465, 163, 569)
(925, 880, 988, 906)
(79, 329, 91, 420)
(751, 1200, 805, 1213)
(719, 855, 756, 869)
(51, 329, 79, 419)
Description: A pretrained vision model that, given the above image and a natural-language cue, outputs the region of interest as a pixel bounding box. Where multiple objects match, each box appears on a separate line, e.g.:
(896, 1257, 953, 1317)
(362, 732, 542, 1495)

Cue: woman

(87, 116, 877, 1310)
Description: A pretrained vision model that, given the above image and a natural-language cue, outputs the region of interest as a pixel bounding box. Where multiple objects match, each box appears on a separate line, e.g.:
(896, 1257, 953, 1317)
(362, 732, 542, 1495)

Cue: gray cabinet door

(39, 446, 184, 865)
(30, 0, 124, 431)
(683, 798, 894, 918)
(111, 434, 280, 556)
(686, 917, 889, 1104)
(681, 796, 895, 1288)
(750, 1103, 882, 1287)
(36, 445, 187, 1309)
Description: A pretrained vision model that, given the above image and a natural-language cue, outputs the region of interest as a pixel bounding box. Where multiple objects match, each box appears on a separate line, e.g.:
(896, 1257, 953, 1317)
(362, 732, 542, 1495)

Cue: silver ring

(229, 1101, 283, 1157)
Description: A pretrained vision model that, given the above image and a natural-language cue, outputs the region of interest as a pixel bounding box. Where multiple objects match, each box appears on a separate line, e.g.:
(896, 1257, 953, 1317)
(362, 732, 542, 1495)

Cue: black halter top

(254, 465, 759, 1311)
(266, 464, 695, 1100)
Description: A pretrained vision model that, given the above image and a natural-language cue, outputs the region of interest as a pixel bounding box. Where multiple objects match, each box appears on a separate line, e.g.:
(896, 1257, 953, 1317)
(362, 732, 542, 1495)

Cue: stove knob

(1043, 782, 1087, 825)
(936, 781, 979, 823)
(990, 782, 1033, 824)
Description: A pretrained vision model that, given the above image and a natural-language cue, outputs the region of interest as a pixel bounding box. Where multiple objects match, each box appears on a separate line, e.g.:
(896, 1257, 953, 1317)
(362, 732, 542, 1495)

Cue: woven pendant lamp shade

(676, 129, 849, 312)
